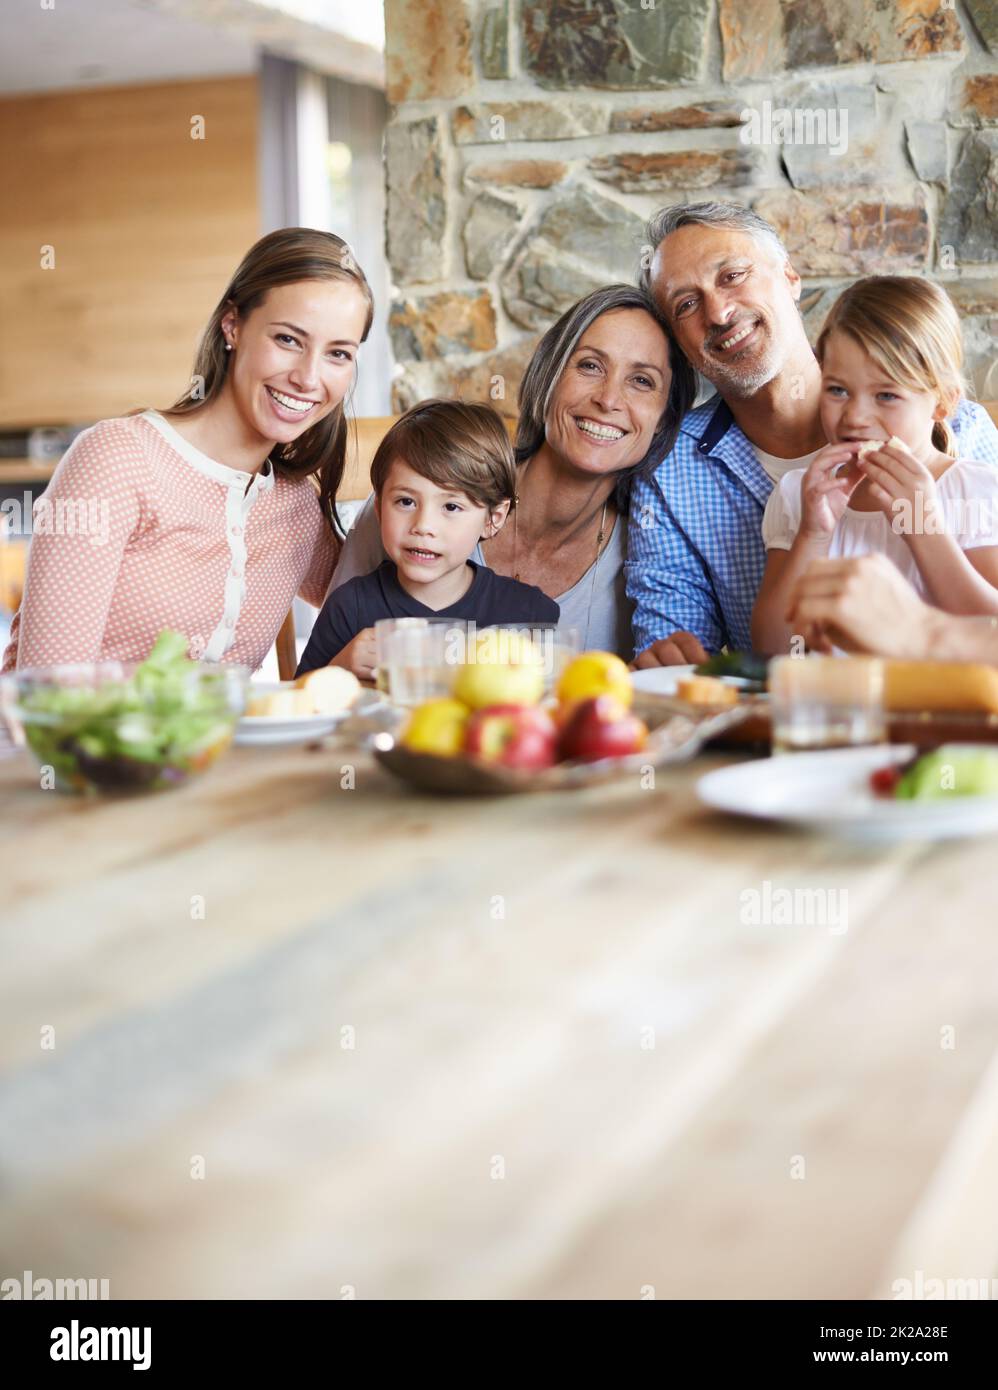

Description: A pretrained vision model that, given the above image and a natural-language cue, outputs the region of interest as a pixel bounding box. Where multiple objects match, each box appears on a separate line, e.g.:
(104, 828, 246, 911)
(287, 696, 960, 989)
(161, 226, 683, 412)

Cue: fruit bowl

(1, 646, 247, 794)
(372, 695, 753, 796)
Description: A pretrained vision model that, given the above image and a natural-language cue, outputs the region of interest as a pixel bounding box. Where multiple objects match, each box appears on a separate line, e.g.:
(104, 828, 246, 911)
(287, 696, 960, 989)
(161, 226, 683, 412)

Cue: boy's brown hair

(370, 399, 516, 511)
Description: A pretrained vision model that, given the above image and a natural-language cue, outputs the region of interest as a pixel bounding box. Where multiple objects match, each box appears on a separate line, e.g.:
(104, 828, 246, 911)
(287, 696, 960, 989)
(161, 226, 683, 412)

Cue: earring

(225, 342, 233, 352)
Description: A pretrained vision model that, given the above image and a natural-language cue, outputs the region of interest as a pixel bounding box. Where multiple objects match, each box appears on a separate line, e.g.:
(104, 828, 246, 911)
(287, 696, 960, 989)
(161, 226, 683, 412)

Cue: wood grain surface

(0, 77, 258, 430)
(1, 740, 997, 1299)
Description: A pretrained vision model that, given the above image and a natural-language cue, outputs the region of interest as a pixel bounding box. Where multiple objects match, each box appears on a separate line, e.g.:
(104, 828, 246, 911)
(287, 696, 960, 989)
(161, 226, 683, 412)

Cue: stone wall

(382, 0, 998, 417)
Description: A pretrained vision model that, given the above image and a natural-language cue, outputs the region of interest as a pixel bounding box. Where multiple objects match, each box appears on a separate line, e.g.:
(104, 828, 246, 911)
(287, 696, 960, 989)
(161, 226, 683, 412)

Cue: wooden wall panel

(0, 76, 258, 428)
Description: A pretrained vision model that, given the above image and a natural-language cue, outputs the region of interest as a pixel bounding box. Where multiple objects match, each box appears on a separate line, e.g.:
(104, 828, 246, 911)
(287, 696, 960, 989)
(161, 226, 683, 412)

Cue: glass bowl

(1, 660, 248, 794)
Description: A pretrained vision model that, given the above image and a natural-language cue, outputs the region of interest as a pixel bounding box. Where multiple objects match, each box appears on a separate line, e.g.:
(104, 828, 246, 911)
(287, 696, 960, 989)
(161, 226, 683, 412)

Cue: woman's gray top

(331, 494, 634, 659)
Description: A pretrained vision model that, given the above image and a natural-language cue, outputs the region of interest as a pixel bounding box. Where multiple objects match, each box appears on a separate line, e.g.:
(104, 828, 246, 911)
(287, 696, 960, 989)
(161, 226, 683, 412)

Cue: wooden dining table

(2, 730, 998, 1301)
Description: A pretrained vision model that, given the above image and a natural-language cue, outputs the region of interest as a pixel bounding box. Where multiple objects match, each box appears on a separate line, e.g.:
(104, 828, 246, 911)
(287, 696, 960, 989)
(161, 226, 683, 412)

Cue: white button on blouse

(141, 411, 275, 661)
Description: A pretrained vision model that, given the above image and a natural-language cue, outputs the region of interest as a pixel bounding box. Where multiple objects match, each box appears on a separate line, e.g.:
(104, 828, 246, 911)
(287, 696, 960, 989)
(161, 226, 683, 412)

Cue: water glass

(769, 655, 886, 754)
(511, 623, 581, 692)
(374, 618, 460, 707)
(374, 619, 582, 707)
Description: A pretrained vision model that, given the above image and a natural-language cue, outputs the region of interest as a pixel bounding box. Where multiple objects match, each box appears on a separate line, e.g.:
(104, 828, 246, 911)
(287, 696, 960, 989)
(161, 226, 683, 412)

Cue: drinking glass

(491, 623, 580, 693)
(375, 618, 468, 707)
(374, 619, 582, 707)
(769, 655, 886, 754)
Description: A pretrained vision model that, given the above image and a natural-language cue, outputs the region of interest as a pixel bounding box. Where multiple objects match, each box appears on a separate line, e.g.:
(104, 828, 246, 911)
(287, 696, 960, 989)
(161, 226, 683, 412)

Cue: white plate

(235, 711, 348, 746)
(236, 680, 355, 746)
(696, 745, 998, 843)
(630, 665, 697, 696)
(631, 665, 756, 697)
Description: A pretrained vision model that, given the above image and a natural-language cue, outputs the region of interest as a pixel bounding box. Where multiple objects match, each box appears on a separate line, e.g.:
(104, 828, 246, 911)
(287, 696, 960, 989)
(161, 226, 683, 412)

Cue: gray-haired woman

(330, 283, 696, 657)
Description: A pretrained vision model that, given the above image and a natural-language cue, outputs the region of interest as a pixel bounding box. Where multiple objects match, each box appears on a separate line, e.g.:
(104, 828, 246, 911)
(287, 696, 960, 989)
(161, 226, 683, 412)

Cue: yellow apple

(400, 698, 470, 756)
(556, 651, 632, 710)
(451, 628, 546, 709)
(453, 663, 545, 709)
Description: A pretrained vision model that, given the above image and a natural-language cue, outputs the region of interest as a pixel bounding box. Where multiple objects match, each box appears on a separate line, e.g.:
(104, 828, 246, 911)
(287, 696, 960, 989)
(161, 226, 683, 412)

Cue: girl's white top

(762, 458, 998, 598)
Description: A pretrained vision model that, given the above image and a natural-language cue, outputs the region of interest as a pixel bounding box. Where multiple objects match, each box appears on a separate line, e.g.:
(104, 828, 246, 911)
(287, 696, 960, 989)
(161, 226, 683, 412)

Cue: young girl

(752, 275, 998, 655)
(3, 228, 373, 672)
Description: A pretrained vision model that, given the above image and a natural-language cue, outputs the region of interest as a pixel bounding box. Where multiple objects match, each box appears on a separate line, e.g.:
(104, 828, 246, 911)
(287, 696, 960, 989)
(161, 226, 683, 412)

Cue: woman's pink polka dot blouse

(2, 410, 339, 672)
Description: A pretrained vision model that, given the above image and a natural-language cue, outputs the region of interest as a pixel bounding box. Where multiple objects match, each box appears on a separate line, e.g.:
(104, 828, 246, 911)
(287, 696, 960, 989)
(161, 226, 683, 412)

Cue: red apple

(557, 695, 648, 763)
(464, 703, 559, 770)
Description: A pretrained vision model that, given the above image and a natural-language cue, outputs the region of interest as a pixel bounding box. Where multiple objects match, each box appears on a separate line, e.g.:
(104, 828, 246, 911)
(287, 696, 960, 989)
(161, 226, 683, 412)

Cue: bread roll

(675, 675, 739, 707)
(294, 666, 361, 714)
(246, 688, 313, 717)
(884, 661, 998, 714)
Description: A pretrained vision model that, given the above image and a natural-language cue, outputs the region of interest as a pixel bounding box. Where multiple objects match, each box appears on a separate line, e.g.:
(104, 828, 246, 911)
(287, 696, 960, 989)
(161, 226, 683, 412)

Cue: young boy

(296, 400, 559, 678)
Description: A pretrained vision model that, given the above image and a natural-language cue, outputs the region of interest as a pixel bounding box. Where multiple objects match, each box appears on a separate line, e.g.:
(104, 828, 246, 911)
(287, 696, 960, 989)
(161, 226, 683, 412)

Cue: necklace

(506, 459, 611, 648)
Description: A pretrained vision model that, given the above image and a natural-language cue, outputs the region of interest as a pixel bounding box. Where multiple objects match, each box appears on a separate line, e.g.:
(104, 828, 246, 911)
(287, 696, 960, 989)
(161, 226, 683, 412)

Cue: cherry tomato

(870, 765, 901, 797)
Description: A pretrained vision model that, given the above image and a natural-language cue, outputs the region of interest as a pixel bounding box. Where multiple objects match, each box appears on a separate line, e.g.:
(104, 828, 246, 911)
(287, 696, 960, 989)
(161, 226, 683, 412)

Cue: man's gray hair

(639, 201, 790, 294)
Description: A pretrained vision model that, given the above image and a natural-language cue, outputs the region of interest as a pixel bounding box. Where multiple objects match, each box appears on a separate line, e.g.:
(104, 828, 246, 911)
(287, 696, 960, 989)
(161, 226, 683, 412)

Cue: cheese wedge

(884, 661, 998, 715)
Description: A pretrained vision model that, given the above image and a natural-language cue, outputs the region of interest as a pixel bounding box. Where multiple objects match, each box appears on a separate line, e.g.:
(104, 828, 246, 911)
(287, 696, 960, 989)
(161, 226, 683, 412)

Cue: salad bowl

(1, 632, 248, 794)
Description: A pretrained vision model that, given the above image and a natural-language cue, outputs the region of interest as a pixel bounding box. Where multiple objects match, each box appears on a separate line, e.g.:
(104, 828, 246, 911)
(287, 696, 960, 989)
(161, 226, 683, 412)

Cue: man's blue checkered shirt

(626, 395, 998, 656)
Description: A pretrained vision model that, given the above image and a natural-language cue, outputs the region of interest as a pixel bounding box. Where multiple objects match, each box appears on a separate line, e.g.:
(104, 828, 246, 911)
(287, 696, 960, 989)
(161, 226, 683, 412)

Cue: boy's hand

(331, 627, 378, 680)
(799, 444, 864, 540)
(856, 437, 939, 534)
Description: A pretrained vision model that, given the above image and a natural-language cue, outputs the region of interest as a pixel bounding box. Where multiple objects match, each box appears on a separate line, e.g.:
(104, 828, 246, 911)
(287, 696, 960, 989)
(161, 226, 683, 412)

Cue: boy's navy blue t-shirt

(296, 560, 560, 675)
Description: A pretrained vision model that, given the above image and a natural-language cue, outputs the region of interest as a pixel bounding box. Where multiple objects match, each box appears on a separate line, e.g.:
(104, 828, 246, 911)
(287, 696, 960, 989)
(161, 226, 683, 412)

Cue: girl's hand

(331, 627, 377, 680)
(799, 444, 864, 539)
(856, 437, 939, 535)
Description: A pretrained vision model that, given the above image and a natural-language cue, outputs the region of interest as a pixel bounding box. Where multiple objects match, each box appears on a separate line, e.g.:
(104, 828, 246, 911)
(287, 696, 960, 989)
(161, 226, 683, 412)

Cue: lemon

(556, 651, 633, 709)
(400, 698, 470, 757)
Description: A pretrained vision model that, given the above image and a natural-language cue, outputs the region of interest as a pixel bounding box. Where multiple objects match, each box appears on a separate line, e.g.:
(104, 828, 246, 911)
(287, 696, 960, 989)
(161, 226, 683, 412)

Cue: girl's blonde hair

(815, 275, 966, 455)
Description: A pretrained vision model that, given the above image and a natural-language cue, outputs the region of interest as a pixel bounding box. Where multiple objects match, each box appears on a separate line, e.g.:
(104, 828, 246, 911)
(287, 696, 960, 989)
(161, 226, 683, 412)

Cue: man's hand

(785, 554, 937, 659)
(331, 627, 378, 680)
(632, 630, 710, 669)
